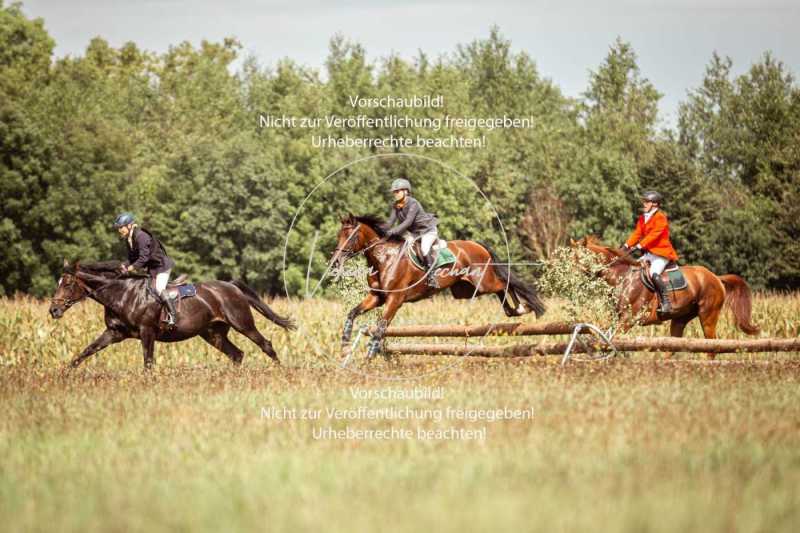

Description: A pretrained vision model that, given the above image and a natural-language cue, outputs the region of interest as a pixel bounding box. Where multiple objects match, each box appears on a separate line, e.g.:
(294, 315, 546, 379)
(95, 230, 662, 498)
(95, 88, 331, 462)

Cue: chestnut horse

(49, 260, 294, 368)
(331, 215, 546, 358)
(572, 236, 759, 358)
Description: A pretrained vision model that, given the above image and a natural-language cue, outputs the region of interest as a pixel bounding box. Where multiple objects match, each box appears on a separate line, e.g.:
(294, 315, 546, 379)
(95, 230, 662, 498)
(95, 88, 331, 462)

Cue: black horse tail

(478, 242, 546, 318)
(231, 280, 296, 330)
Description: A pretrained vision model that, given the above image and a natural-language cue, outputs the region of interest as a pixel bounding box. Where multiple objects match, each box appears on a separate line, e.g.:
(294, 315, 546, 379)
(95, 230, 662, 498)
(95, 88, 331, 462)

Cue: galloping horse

(331, 214, 546, 357)
(572, 236, 759, 358)
(49, 260, 294, 368)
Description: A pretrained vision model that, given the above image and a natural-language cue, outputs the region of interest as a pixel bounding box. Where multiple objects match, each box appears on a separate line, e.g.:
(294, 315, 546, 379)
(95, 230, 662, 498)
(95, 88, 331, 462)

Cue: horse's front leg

(342, 292, 383, 348)
(139, 327, 157, 369)
(367, 293, 404, 360)
(68, 328, 127, 368)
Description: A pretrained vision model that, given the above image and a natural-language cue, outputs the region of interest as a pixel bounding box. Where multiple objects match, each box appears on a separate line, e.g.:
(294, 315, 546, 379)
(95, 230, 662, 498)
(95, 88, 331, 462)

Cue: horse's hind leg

(495, 290, 523, 317)
(226, 309, 280, 364)
(698, 303, 723, 360)
(201, 323, 244, 365)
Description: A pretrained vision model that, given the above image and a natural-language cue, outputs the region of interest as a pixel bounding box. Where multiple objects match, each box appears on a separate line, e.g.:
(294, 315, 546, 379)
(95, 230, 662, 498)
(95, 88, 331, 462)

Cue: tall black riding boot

(651, 273, 672, 314)
(160, 291, 178, 327)
(423, 250, 439, 288)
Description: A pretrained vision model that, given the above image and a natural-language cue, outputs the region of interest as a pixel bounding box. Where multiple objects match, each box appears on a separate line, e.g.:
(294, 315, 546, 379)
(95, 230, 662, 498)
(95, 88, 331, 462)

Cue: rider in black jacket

(113, 213, 178, 326)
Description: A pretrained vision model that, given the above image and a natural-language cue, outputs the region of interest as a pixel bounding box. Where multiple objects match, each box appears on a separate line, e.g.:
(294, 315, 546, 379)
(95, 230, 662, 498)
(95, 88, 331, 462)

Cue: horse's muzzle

(49, 305, 64, 319)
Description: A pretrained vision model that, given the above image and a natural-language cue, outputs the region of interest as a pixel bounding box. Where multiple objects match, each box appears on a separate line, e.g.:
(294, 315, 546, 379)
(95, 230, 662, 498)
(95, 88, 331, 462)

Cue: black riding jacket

(126, 226, 175, 276)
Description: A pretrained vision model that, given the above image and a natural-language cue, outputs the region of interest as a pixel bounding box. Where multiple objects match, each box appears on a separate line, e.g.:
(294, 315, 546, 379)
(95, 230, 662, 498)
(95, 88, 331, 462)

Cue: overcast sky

(21, 0, 800, 128)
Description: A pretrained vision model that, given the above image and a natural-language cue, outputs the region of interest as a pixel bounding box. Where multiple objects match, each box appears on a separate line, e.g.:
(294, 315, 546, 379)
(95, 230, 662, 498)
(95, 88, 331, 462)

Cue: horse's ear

(569, 238, 577, 247)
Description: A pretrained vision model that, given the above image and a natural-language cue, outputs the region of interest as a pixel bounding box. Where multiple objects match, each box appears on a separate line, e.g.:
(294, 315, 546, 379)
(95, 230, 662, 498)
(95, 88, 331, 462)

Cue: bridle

(50, 273, 96, 309)
(333, 223, 383, 263)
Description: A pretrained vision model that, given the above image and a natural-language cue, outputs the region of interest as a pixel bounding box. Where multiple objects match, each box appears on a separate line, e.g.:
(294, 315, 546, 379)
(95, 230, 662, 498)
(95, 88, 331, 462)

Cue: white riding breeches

(420, 230, 439, 256)
(154, 271, 171, 293)
(643, 253, 668, 276)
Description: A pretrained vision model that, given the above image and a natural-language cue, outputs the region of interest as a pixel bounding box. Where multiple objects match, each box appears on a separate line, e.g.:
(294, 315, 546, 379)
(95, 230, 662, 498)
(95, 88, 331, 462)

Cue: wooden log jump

(369, 322, 577, 337)
(384, 336, 800, 357)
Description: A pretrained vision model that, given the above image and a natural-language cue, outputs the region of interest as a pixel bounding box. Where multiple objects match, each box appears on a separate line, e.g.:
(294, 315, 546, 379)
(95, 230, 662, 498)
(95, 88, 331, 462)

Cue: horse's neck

(364, 239, 405, 279)
(76, 271, 111, 292)
(78, 272, 142, 309)
(359, 226, 383, 262)
(600, 261, 634, 286)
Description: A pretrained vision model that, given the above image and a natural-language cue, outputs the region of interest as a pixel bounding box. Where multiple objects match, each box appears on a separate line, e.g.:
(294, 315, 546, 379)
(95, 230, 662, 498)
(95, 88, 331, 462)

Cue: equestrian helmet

(640, 191, 663, 204)
(390, 178, 412, 193)
(113, 212, 135, 228)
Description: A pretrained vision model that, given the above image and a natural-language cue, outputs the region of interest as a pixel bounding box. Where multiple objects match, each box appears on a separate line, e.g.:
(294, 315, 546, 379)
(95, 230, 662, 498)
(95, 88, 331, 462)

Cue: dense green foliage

(1, 3, 798, 296)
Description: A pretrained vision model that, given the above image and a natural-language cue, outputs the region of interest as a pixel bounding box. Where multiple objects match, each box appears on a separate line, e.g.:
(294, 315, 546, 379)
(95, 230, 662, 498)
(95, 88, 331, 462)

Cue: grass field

(1, 293, 799, 532)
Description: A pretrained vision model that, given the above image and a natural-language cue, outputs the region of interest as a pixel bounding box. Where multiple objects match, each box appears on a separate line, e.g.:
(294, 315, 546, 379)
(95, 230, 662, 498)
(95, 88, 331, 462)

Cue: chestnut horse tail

(718, 274, 760, 335)
(231, 280, 296, 330)
(478, 242, 546, 318)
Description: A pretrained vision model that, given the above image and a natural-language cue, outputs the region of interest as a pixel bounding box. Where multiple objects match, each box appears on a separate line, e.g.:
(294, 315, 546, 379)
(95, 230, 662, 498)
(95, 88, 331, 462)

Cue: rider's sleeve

(638, 213, 668, 251)
(625, 217, 644, 248)
(389, 201, 418, 235)
(130, 231, 153, 269)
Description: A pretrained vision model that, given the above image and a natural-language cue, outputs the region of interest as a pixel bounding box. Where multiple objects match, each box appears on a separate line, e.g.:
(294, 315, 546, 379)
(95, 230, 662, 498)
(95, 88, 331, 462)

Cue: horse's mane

(79, 260, 124, 274)
(64, 260, 148, 279)
(353, 215, 404, 242)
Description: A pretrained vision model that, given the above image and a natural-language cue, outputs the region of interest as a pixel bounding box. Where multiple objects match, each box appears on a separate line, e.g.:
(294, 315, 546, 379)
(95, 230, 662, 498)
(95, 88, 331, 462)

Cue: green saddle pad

(408, 246, 456, 270)
(664, 268, 687, 291)
(641, 266, 687, 292)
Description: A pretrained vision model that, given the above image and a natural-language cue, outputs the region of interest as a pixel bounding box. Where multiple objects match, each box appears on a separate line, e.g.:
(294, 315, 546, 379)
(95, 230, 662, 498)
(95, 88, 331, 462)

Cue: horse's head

(49, 259, 89, 319)
(570, 236, 618, 263)
(569, 236, 638, 283)
(330, 214, 385, 270)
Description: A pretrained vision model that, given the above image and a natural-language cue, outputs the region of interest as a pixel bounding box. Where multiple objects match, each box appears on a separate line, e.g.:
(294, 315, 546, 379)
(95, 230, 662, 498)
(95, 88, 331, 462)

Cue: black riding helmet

(640, 191, 663, 204)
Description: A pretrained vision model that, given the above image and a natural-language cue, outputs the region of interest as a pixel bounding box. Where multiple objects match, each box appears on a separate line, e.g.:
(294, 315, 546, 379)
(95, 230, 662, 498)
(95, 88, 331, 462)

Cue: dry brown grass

(1, 293, 799, 532)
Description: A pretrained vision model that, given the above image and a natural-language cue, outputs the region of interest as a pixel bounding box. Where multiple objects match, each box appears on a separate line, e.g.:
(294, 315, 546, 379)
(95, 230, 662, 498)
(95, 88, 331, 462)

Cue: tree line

(1, 2, 798, 297)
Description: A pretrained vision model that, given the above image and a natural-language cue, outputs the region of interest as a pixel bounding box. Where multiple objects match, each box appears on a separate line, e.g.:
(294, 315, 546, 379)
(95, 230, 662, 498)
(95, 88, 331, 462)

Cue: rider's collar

(643, 207, 658, 222)
(127, 224, 138, 247)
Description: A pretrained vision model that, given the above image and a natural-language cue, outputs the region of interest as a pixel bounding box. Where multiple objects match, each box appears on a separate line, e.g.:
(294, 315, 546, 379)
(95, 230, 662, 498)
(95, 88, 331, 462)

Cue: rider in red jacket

(622, 191, 678, 313)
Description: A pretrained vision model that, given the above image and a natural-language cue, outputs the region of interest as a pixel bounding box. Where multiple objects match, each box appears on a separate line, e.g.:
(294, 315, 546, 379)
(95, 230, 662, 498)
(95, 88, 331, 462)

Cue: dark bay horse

(572, 237, 759, 359)
(331, 215, 546, 358)
(49, 260, 294, 368)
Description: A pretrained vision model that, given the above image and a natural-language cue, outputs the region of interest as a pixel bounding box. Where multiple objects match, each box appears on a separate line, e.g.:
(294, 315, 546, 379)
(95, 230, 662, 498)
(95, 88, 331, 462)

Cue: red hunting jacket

(625, 210, 679, 261)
